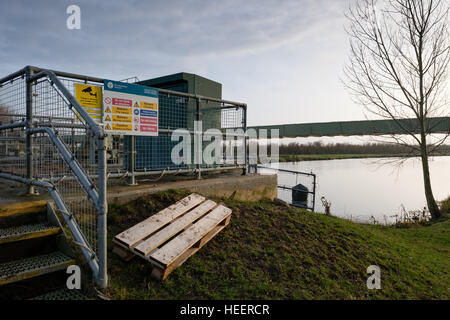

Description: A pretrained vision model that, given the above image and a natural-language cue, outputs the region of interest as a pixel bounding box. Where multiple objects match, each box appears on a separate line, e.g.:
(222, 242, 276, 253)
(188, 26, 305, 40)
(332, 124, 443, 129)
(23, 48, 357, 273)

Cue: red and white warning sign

(103, 79, 159, 136)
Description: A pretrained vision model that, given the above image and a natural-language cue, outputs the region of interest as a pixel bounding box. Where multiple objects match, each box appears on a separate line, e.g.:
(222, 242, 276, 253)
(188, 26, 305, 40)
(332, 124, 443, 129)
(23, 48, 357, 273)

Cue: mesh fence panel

(124, 93, 247, 172)
(0, 69, 248, 264)
(31, 77, 99, 253)
(0, 76, 27, 177)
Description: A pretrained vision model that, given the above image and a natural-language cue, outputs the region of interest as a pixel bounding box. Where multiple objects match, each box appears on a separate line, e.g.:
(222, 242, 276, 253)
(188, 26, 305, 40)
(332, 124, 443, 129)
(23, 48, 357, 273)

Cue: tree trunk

(420, 144, 441, 220)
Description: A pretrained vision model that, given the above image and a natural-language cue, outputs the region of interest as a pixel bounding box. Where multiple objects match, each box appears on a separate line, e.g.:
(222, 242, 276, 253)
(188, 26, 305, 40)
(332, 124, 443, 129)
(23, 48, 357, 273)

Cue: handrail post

(128, 136, 136, 185)
(312, 174, 316, 211)
(97, 135, 108, 289)
(243, 104, 248, 175)
(196, 97, 201, 179)
(25, 66, 35, 194)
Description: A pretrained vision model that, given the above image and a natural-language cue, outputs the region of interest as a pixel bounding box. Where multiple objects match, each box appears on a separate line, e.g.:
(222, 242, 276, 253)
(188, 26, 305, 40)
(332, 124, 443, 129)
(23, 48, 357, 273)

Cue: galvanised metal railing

(0, 66, 248, 289)
(0, 66, 107, 288)
(257, 165, 316, 211)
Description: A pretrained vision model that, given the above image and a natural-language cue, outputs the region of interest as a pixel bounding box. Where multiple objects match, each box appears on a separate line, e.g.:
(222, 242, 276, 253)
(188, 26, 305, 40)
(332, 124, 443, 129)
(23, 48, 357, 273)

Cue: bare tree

(344, 0, 450, 219)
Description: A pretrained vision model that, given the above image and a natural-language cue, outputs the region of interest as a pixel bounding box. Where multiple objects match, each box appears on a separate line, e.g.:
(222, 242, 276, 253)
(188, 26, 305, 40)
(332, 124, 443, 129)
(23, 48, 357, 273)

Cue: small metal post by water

(312, 173, 317, 211)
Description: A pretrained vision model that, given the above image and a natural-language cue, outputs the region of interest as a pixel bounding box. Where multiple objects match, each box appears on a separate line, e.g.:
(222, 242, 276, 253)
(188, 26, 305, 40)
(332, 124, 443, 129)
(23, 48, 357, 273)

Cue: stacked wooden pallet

(113, 194, 232, 280)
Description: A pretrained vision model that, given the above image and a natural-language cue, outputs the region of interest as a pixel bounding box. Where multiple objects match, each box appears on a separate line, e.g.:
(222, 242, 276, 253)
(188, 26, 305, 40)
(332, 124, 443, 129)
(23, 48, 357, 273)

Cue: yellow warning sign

(85, 108, 102, 115)
(105, 107, 111, 113)
(134, 102, 139, 108)
(112, 123, 132, 131)
(74, 84, 102, 124)
(140, 101, 157, 110)
(105, 124, 111, 130)
(112, 115, 132, 123)
(105, 115, 111, 122)
(112, 106, 132, 115)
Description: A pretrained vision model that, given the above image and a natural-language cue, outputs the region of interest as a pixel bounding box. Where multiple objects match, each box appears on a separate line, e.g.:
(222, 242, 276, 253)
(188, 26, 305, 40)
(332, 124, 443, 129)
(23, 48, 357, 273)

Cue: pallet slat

(114, 194, 205, 248)
(150, 205, 232, 266)
(150, 215, 231, 280)
(113, 193, 232, 280)
(134, 200, 217, 256)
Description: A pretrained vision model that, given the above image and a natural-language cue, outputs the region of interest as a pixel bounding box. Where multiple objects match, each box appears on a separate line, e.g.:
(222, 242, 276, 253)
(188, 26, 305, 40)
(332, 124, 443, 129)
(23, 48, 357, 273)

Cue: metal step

(0, 200, 47, 218)
(0, 223, 60, 245)
(31, 289, 88, 300)
(0, 252, 75, 286)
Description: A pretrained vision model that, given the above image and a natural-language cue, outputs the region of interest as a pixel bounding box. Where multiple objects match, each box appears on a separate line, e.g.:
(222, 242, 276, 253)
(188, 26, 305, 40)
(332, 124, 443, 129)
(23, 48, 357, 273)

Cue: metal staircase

(0, 201, 87, 299)
(0, 66, 108, 292)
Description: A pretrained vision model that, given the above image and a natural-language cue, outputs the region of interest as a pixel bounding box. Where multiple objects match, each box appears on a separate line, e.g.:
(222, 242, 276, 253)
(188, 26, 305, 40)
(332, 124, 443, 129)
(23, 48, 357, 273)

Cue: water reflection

(270, 156, 450, 224)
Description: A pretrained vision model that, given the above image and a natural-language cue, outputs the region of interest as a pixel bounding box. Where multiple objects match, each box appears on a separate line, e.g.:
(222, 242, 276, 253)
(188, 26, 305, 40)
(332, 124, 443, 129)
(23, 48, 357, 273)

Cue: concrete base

(107, 174, 277, 205)
(0, 174, 278, 213)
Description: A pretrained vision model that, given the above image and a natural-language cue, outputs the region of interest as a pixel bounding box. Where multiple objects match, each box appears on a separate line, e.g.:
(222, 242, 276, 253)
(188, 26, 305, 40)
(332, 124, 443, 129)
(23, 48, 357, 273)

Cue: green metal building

(125, 73, 223, 171)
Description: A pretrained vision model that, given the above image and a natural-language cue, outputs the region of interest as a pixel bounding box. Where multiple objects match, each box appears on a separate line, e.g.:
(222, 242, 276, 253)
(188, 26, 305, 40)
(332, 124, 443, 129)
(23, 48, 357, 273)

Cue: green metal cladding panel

(128, 73, 222, 170)
(138, 72, 222, 130)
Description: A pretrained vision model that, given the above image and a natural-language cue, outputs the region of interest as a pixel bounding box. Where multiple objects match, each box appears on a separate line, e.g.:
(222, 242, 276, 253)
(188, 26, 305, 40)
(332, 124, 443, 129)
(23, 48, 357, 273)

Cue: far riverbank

(278, 153, 450, 162)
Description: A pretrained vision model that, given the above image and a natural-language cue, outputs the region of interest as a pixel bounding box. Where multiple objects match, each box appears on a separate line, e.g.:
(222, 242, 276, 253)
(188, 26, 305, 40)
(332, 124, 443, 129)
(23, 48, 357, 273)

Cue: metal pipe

(128, 136, 136, 185)
(196, 98, 201, 179)
(0, 67, 26, 85)
(0, 121, 26, 130)
(0, 113, 76, 121)
(96, 137, 108, 289)
(0, 121, 247, 138)
(0, 172, 51, 187)
(257, 165, 314, 176)
(0, 137, 26, 141)
(29, 70, 104, 138)
(243, 105, 248, 175)
(49, 187, 100, 277)
(158, 88, 246, 107)
(33, 121, 86, 129)
(31, 164, 245, 182)
(312, 174, 316, 211)
(26, 67, 34, 194)
(26, 66, 246, 107)
(29, 66, 104, 84)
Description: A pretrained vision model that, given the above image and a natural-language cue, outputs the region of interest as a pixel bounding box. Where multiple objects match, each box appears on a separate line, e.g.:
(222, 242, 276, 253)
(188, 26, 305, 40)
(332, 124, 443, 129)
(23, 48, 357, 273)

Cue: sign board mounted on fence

(74, 84, 103, 123)
(103, 80, 159, 136)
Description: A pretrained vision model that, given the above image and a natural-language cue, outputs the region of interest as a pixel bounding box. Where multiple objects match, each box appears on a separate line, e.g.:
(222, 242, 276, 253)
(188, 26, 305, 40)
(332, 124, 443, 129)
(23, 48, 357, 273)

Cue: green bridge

(248, 117, 450, 138)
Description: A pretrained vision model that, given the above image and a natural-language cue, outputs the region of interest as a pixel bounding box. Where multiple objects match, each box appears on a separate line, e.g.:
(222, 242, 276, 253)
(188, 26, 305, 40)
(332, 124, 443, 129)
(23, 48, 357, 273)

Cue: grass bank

(105, 190, 449, 300)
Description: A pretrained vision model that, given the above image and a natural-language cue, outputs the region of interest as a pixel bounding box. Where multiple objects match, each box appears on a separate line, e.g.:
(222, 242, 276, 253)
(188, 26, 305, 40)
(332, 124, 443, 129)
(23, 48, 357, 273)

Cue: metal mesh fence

(123, 92, 246, 173)
(0, 75, 27, 177)
(31, 77, 99, 253)
(0, 68, 248, 284)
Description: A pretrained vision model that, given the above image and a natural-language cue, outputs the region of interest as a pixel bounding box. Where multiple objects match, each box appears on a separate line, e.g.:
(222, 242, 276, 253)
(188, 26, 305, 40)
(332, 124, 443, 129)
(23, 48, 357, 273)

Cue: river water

(266, 156, 450, 224)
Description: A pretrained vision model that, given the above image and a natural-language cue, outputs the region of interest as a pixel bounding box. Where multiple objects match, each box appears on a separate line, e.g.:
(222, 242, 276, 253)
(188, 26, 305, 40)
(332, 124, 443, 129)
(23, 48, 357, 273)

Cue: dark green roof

(138, 72, 222, 99)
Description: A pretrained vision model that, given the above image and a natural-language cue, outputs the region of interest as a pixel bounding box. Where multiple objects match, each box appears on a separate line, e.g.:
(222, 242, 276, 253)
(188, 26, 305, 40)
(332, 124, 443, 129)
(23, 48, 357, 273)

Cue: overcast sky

(0, 0, 387, 128)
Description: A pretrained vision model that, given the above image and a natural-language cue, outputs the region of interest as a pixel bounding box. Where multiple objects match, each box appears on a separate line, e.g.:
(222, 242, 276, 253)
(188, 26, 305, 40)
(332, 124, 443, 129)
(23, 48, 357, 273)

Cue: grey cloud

(0, 0, 347, 77)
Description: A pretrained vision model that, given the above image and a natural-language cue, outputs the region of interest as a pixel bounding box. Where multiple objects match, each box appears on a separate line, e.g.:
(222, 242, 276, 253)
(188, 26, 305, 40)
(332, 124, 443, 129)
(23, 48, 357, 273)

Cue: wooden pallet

(113, 193, 232, 280)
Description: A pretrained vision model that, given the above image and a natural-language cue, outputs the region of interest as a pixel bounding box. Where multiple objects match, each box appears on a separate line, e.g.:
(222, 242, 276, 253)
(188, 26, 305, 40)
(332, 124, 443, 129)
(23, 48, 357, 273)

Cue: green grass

(441, 196, 450, 214)
(105, 190, 450, 300)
